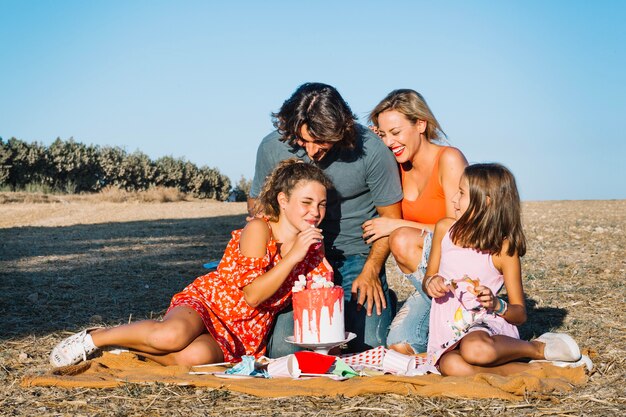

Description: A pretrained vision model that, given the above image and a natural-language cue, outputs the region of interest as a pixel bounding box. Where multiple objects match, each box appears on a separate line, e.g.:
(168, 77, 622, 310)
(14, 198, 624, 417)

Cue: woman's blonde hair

(254, 158, 334, 221)
(369, 89, 446, 142)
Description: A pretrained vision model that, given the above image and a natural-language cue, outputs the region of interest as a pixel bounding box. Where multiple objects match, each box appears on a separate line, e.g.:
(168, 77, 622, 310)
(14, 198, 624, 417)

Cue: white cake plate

(285, 332, 356, 355)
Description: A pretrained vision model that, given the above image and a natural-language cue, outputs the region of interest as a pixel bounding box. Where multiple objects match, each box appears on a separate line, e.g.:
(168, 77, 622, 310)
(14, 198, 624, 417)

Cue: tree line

(0, 137, 249, 201)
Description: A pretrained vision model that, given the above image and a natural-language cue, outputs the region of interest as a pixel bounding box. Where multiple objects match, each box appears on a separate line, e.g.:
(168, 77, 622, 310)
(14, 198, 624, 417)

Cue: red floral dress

(168, 220, 332, 362)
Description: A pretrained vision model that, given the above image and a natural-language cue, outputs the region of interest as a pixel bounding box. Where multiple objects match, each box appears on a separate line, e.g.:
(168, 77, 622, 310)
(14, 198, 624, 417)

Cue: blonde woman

(363, 89, 468, 354)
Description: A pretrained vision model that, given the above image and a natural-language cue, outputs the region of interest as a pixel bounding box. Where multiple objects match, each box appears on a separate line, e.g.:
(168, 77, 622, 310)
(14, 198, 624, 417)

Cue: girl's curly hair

(254, 158, 334, 221)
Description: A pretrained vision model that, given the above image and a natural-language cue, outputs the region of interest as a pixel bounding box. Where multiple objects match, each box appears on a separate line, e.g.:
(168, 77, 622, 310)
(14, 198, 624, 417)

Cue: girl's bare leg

(459, 332, 544, 366)
(90, 306, 207, 355)
(389, 227, 425, 274)
(439, 350, 541, 376)
(439, 332, 546, 376)
(138, 333, 224, 366)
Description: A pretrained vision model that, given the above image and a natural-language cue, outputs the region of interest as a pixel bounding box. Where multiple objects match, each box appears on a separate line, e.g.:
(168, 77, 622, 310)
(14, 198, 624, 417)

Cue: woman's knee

(390, 227, 422, 265)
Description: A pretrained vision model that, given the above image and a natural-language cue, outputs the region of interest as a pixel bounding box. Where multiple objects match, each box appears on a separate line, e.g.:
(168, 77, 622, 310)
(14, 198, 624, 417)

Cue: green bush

(0, 138, 11, 184)
(1, 137, 50, 190)
(116, 151, 156, 191)
(231, 176, 251, 202)
(98, 145, 127, 189)
(154, 156, 186, 190)
(0, 137, 232, 200)
(48, 138, 102, 192)
(189, 166, 231, 200)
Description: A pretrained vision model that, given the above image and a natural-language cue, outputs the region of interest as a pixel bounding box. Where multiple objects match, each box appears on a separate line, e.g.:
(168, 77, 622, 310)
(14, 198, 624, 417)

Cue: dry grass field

(0, 194, 624, 416)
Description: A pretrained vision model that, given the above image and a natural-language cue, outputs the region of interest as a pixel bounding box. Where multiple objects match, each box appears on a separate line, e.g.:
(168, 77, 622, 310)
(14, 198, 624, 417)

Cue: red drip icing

(293, 286, 344, 343)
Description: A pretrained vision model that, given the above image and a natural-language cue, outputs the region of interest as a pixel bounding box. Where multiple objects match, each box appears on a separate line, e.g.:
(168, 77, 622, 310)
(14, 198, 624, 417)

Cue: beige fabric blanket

(22, 352, 588, 401)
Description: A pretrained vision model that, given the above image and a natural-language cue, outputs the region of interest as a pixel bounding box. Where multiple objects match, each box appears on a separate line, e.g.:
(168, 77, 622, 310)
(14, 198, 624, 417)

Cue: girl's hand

(471, 285, 498, 310)
(362, 217, 398, 244)
(286, 226, 324, 263)
(425, 274, 451, 298)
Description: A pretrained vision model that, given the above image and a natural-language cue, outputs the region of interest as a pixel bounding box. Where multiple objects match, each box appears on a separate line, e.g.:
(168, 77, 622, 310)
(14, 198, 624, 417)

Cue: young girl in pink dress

(423, 163, 582, 376)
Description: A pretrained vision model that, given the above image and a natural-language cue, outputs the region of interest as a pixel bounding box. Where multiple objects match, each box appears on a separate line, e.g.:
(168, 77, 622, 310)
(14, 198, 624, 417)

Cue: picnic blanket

(21, 350, 590, 401)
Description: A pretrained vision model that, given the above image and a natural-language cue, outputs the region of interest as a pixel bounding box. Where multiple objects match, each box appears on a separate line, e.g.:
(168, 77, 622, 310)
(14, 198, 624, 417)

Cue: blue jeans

(266, 254, 396, 358)
(386, 279, 431, 353)
(386, 232, 433, 353)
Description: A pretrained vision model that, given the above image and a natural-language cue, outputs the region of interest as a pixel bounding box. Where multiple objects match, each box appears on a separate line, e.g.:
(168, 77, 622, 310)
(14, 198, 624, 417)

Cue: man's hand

(351, 201, 401, 315)
(351, 265, 386, 316)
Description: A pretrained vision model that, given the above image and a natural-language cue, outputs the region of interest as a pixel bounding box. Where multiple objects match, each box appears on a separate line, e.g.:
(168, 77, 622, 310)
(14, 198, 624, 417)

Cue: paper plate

(285, 332, 356, 351)
(211, 372, 264, 379)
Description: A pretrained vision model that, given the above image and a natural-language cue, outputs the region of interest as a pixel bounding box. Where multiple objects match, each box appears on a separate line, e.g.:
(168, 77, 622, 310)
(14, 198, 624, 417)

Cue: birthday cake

(292, 273, 345, 344)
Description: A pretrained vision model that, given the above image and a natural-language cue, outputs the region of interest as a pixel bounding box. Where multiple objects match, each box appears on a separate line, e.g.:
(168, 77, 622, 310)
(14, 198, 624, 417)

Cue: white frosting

(292, 274, 307, 293)
(293, 286, 345, 344)
(295, 299, 344, 344)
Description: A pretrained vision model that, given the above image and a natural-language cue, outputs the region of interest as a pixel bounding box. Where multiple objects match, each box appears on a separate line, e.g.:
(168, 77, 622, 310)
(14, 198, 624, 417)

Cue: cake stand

(285, 332, 356, 355)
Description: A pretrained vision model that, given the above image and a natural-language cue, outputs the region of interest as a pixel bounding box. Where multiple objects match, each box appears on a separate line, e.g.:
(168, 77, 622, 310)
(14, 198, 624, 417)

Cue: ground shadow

(510, 297, 568, 340)
(0, 214, 246, 339)
(0, 215, 569, 343)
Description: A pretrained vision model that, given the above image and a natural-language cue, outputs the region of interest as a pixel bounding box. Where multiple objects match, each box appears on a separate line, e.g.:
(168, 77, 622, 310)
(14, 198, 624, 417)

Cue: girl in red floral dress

(50, 159, 334, 367)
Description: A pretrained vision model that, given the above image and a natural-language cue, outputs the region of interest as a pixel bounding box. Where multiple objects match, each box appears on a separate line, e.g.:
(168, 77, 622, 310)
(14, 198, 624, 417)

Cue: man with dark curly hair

(248, 82, 403, 355)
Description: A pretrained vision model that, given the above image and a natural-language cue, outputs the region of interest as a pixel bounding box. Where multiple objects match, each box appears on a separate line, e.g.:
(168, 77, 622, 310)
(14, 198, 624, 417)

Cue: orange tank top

(401, 146, 448, 225)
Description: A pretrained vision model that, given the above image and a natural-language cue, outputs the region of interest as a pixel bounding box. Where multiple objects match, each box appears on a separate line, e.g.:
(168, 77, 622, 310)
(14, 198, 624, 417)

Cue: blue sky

(1, 0, 624, 200)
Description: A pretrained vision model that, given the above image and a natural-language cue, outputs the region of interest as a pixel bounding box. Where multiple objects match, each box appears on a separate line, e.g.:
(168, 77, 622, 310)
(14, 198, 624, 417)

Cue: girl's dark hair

(450, 163, 526, 257)
(272, 82, 358, 150)
(254, 158, 334, 221)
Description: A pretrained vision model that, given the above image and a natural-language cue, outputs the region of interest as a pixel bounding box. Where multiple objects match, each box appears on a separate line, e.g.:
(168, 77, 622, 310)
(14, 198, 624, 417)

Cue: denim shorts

(385, 232, 433, 353)
(386, 283, 431, 353)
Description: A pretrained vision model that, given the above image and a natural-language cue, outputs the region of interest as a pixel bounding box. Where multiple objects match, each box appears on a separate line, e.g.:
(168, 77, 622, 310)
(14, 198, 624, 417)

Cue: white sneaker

(536, 332, 581, 362)
(50, 329, 100, 367)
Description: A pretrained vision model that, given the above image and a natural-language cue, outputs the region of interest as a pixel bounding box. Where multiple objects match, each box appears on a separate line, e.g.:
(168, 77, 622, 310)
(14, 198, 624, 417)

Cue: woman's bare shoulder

(440, 146, 468, 168)
(240, 218, 271, 257)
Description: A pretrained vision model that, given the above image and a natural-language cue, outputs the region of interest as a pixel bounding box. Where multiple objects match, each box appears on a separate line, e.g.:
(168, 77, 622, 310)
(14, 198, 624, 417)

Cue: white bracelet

(424, 274, 436, 288)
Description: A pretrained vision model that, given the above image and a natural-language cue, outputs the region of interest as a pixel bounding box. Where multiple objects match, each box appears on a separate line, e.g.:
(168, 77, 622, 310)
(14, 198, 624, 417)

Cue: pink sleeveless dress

(427, 230, 520, 365)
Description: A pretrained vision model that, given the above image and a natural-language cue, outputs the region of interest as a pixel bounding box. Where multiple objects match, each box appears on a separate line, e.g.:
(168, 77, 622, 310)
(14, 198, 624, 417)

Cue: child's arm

(423, 218, 455, 298)
(240, 220, 323, 308)
(476, 240, 527, 325)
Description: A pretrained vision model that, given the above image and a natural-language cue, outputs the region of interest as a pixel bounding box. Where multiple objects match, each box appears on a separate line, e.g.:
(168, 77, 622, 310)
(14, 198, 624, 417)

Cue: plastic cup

(382, 350, 417, 375)
(267, 354, 301, 379)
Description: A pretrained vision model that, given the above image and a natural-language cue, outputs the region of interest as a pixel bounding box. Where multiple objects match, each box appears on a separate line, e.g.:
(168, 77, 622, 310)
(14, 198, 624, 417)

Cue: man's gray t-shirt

(250, 125, 403, 257)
